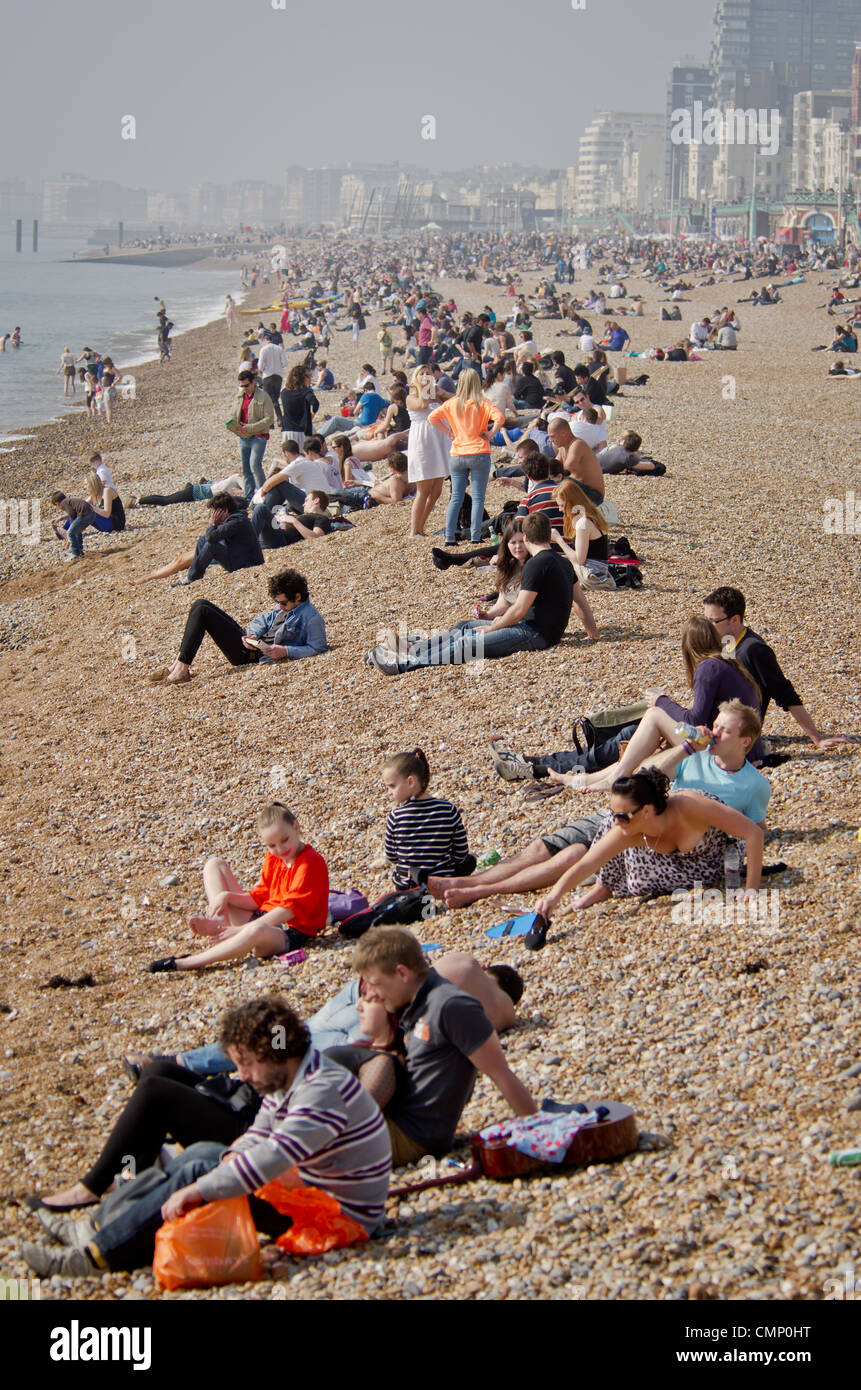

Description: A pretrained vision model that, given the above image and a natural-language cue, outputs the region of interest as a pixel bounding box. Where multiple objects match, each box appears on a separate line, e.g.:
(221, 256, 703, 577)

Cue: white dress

(407, 405, 451, 483)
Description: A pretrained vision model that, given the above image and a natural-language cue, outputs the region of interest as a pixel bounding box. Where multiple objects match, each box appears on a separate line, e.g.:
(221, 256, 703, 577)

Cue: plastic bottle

(478, 849, 501, 868)
(675, 722, 711, 748)
(828, 1148, 861, 1167)
(723, 845, 741, 891)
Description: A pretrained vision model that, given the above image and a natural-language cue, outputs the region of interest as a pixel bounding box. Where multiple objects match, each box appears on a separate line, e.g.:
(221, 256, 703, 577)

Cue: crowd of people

(24, 226, 859, 1285)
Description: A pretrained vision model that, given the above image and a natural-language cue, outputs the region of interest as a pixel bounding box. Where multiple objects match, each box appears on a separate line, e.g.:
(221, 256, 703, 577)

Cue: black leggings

(140, 484, 196, 506)
(83, 1060, 250, 1196)
(178, 598, 263, 668)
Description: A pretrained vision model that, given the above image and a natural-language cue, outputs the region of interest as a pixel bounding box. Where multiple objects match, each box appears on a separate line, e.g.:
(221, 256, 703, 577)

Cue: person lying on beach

(129, 493, 263, 588)
(123, 955, 524, 1085)
(433, 703, 770, 911)
(596, 431, 666, 476)
(151, 567, 328, 685)
(139, 473, 245, 507)
(148, 802, 329, 974)
(253, 490, 333, 550)
(20, 999, 390, 1277)
(368, 451, 416, 504)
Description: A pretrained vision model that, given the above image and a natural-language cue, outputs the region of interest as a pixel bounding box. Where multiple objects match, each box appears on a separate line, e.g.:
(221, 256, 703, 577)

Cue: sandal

(521, 781, 564, 803)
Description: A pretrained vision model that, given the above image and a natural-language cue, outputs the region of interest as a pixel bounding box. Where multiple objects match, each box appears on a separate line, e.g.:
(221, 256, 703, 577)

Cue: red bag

(153, 1196, 262, 1291)
(255, 1176, 369, 1255)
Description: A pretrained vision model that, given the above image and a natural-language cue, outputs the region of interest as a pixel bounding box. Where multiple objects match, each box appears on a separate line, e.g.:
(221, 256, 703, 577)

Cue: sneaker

(489, 740, 534, 782)
(365, 646, 400, 676)
(20, 1240, 96, 1278)
(524, 913, 549, 951)
(170, 576, 190, 588)
(431, 547, 455, 570)
(37, 1209, 97, 1249)
(148, 956, 177, 974)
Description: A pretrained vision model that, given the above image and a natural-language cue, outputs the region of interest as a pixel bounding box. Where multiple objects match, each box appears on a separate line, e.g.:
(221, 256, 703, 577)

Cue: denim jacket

(246, 599, 328, 662)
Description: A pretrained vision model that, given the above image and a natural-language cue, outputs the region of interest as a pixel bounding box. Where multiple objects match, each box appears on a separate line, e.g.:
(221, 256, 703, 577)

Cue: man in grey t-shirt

(352, 929, 537, 1164)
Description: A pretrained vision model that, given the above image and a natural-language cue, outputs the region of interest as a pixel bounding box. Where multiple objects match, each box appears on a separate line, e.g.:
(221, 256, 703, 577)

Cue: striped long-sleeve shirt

(195, 1049, 391, 1232)
(385, 795, 469, 888)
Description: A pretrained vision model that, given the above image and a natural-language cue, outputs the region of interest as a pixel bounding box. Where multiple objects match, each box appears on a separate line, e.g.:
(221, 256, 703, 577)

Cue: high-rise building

(666, 62, 713, 206)
(851, 43, 861, 176)
(576, 112, 665, 217)
(712, 1, 861, 105)
(792, 91, 851, 189)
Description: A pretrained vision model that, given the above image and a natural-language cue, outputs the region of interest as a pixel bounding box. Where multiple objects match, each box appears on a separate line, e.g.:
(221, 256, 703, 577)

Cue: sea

(0, 237, 243, 443)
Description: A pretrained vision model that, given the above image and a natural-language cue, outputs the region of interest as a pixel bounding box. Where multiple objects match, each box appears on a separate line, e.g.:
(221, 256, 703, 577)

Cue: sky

(1, 0, 717, 190)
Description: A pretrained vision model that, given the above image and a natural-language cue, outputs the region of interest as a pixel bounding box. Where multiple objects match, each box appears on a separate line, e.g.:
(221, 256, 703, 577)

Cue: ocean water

(0, 237, 242, 442)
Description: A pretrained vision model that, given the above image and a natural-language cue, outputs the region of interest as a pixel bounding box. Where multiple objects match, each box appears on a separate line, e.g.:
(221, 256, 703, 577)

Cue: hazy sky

(2, 0, 716, 189)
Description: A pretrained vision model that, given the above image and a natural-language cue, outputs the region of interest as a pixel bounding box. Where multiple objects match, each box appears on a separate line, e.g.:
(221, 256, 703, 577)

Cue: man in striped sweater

(20, 999, 392, 1277)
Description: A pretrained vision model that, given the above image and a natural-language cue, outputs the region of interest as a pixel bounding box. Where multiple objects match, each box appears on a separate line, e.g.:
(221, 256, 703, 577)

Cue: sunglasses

(612, 809, 640, 825)
(275, 598, 293, 608)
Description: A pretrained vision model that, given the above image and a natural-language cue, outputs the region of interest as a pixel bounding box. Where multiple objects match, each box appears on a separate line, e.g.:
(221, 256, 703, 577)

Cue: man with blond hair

(350, 929, 537, 1166)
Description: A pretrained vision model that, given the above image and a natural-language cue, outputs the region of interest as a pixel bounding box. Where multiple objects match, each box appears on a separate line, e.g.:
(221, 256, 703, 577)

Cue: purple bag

(328, 888, 369, 923)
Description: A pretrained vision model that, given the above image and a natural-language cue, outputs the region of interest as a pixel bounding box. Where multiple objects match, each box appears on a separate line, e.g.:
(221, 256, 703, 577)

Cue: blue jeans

(532, 722, 640, 776)
(179, 981, 363, 1076)
(94, 1142, 226, 1270)
(238, 434, 268, 501)
(185, 535, 232, 583)
(66, 516, 92, 556)
(399, 618, 549, 671)
(446, 454, 491, 543)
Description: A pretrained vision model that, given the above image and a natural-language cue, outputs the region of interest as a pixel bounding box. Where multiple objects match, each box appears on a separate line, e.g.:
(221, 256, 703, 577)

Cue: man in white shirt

(579, 331, 595, 354)
(258, 440, 330, 500)
(690, 318, 711, 349)
(568, 406, 607, 452)
(258, 335, 287, 427)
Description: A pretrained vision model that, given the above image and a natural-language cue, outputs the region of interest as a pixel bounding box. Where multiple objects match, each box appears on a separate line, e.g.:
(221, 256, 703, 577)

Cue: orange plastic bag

(153, 1196, 263, 1291)
(255, 1177, 369, 1255)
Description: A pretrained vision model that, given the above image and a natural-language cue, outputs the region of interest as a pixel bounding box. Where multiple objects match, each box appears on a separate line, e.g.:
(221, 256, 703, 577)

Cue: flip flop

(485, 911, 543, 940)
(521, 781, 564, 803)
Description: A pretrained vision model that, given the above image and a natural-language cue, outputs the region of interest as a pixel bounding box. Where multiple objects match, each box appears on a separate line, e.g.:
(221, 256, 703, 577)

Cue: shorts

(385, 1117, 430, 1168)
(542, 813, 605, 856)
(278, 924, 313, 952)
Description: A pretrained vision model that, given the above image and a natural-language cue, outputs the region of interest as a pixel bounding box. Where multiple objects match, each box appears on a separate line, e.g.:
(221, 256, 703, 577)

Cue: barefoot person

(406, 364, 450, 538)
(148, 803, 329, 973)
(129, 493, 263, 587)
(432, 701, 770, 910)
(154, 568, 327, 685)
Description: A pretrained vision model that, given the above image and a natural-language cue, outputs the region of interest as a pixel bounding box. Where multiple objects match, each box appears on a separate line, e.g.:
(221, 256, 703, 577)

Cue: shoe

(23, 1193, 94, 1214)
(489, 740, 534, 782)
(169, 576, 190, 588)
(19, 1240, 96, 1277)
(37, 1210, 97, 1249)
(148, 956, 177, 973)
(365, 647, 400, 676)
(62, 554, 81, 563)
(521, 781, 564, 804)
(431, 547, 455, 570)
(524, 914, 549, 951)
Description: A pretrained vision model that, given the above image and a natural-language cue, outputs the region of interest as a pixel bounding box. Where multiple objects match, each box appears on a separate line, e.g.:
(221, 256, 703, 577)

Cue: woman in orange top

(148, 804, 329, 973)
(428, 369, 504, 544)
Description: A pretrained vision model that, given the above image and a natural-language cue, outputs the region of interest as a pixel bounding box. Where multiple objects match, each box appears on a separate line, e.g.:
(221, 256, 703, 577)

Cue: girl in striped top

(382, 748, 474, 889)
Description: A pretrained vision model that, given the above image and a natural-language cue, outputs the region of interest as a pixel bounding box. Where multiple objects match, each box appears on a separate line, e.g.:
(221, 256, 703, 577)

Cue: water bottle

(675, 722, 710, 748)
(478, 849, 501, 868)
(723, 845, 741, 891)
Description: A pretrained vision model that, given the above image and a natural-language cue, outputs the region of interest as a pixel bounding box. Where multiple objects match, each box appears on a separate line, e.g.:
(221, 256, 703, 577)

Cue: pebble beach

(1, 257, 859, 1302)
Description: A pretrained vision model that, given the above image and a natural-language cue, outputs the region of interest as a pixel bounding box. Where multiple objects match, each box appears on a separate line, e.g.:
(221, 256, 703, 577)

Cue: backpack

(338, 886, 432, 940)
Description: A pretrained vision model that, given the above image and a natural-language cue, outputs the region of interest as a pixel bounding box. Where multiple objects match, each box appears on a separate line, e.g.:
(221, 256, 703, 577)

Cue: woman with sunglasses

(150, 568, 327, 686)
(535, 766, 763, 921)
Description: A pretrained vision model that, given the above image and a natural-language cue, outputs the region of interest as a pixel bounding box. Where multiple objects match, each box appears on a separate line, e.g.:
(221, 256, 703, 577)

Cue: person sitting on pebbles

(129, 492, 263, 588)
(150, 566, 327, 685)
(148, 801, 329, 974)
